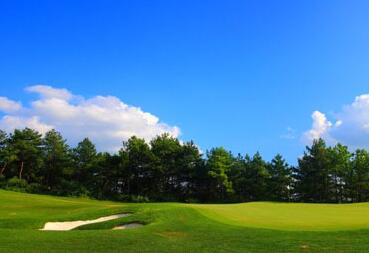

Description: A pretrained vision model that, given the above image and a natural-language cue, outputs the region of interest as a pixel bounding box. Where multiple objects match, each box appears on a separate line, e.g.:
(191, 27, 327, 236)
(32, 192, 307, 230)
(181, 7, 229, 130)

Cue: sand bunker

(113, 223, 144, 230)
(41, 213, 129, 231)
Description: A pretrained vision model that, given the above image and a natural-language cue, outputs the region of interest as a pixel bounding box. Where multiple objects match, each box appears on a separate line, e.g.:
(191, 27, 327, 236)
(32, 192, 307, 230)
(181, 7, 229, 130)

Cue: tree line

(1, 127, 369, 203)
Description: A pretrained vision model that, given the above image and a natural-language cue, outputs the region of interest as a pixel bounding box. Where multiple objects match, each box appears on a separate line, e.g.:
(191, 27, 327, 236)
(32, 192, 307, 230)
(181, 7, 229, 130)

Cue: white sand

(113, 223, 144, 230)
(40, 213, 129, 231)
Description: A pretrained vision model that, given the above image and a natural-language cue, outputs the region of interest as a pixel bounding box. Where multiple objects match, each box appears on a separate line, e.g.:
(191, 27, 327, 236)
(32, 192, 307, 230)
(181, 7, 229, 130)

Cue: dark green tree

(8, 128, 43, 182)
(90, 152, 123, 199)
(328, 144, 352, 202)
(247, 152, 270, 201)
(72, 138, 97, 193)
(295, 139, 331, 202)
(0, 130, 12, 176)
(229, 153, 249, 201)
(123, 136, 155, 198)
(150, 134, 182, 200)
(206, 147, 234, 201)
(42, 129, 72, 192)
(351, 149, 369, 202)
(176, 141, 203, 201)
(267, 154, 292, 201)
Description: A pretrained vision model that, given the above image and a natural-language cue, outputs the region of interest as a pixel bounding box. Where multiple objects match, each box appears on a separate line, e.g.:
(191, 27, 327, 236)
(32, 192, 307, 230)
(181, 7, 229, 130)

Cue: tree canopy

(1, 127, 369, 203)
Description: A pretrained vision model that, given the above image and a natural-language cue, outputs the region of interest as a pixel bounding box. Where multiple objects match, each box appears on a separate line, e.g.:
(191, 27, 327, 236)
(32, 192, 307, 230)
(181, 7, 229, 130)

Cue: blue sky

(1, 0, 369, 163)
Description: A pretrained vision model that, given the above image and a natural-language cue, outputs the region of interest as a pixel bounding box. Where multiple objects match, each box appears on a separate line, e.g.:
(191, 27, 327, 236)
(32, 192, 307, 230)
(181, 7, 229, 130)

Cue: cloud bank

(0, 85, 180, 151)
(0, 97, 22, 113)
(304, 94, 369, 149)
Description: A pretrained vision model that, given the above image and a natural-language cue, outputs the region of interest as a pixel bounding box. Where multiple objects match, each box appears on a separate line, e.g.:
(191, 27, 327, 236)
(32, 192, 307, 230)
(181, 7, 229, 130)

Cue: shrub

(27, 183, 44, 193)
(117, 194, 150, 203)
(130, 195, 150, 203)
(6, 177, 28, 192)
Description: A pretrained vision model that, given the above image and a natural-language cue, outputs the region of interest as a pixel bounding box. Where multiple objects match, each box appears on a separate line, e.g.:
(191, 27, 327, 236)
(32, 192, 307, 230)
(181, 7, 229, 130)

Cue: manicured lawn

(2, 190, 369, 253)
(192, 202, 369, 231)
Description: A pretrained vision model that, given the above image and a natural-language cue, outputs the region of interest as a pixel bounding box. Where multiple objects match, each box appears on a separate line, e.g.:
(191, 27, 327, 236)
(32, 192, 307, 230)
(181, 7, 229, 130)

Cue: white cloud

(303, 93, 369, 148)
(0, 115, 53, 135)
(0, 97, 22, 113)
(303, 111, 332, 143)
(26, 85, 74, 100)
(280, 127, 296, 140)
(0, 85, 180, 151)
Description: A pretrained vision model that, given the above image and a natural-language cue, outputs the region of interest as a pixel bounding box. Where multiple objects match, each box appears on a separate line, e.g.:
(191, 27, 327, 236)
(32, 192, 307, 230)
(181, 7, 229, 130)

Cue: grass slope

(1, 190, 369, 253)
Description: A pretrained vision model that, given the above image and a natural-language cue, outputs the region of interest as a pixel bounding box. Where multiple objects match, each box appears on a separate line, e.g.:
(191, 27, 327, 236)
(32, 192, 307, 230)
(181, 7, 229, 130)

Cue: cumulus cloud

(303, 93, 369, 149)
(26, 85, 74, 100)
(0, 97, 22, 113)
(0, 85, 180, 151)
(0, 115, 53, 135)
(303, 111, 332, 143)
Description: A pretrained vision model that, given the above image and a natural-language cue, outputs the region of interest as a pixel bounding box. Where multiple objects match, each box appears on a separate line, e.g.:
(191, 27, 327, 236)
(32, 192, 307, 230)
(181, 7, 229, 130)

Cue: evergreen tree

(206, 147, 234, 201)
(123, 136, 155, 198)
(229, 153, 249, 201)
(8, 128, 43, 182)
(351, 149, 369, 202)
(295, 139, 331, 202)
(247, 152, 270, 200)
(176, 141, 203, 201)
(72, 138, 97, 194)
(0, 130, 11, 176)
(42, 129, 72, 192)
(328, 144, 352, 202)
(150, 133, 182, 200)
(267, 154, 292, 201)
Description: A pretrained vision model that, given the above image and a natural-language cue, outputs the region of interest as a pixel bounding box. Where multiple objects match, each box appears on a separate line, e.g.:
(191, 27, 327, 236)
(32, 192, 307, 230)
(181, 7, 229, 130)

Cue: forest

(0, 127, 368, 203)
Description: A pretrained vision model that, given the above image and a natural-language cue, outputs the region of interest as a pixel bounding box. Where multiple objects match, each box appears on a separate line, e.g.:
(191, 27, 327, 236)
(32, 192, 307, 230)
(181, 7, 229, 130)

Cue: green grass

(192, 202, 369, 231)
(2, 190, 369, 253)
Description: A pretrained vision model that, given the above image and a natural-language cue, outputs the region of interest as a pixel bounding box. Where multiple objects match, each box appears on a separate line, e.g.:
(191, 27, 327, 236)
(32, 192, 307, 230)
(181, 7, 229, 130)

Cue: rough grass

(2, 190, 369, 253)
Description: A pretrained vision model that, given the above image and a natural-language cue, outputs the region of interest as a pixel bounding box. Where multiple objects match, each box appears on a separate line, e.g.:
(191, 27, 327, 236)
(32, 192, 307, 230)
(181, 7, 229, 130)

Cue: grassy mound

(2, 190, 369, 253)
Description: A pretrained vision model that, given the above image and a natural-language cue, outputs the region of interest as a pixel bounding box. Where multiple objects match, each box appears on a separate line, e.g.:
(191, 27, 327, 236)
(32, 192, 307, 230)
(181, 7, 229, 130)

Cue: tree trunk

(0, 162, 7, 176)
(19, 161, 24, 180)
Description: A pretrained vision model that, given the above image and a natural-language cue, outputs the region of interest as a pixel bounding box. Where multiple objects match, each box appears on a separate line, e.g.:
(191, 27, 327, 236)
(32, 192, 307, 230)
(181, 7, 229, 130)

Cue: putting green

(192, 202, 369, 231)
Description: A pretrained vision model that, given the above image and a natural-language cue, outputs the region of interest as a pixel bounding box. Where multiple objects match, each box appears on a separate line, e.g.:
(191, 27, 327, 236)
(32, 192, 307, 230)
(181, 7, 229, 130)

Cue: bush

(53, 179, 91, 197)
(184, 198, 200, 203)
(27, 183, 44, 193)
(116, 194, 150, 203)
(5, 177, 28, 192)
(130, 195, 150, 203)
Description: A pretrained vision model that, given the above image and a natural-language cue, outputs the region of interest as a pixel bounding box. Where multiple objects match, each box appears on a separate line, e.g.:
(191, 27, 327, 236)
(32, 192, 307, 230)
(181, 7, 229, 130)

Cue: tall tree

(267, 154, 292, 201)
(123, 136, 155, 197)
(42, 129, 72, 191)
(206, 147, 234, 201)
(351, 149, 369, 202)
(176, 141, 203, 201)
(229, 153, 249, 201)
(72, 138, 97, 192)
(8, 128, 43, 181)
(295, 139, 331, 202)
(90, 152, 122, 199)
(0, 130, 11, 176)
(328, 144, 352, 203)
(247, 152, 270, 201)
(150, 134, 182, 200)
